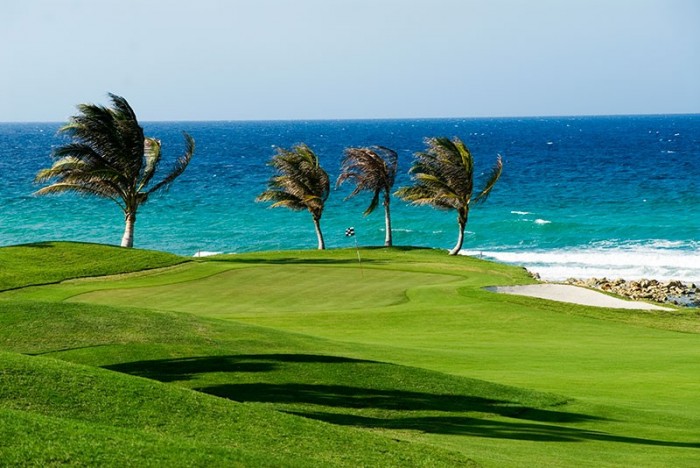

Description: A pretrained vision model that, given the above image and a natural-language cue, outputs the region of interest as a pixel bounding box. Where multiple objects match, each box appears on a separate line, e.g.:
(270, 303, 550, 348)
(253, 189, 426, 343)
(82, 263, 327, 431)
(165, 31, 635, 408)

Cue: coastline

(461, 242, 700, 287)
(563, 277, 699, 308)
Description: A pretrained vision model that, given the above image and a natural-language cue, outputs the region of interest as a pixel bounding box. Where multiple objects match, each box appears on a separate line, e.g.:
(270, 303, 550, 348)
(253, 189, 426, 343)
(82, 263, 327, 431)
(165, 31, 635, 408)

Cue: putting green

(69, 264, 458, 317)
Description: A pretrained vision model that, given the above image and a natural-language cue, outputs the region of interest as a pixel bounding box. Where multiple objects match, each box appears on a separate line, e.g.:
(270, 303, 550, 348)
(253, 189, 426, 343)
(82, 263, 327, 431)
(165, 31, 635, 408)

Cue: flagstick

(345, 227, 363, 278)
(354, 237, 364, 278)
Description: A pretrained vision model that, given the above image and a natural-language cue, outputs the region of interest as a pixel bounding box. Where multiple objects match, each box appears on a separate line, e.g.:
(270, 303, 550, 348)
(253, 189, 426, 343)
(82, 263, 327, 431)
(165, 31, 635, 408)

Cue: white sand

(487, 284, 673, 311)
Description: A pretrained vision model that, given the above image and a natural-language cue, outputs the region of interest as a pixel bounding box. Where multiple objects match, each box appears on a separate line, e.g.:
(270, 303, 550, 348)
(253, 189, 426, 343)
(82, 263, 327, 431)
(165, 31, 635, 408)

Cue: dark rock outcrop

(564, 277, 700, 307)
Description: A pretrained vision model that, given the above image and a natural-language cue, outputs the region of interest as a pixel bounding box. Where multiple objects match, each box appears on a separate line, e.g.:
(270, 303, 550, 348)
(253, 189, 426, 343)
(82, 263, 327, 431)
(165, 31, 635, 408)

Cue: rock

(561, 276, 699, 308)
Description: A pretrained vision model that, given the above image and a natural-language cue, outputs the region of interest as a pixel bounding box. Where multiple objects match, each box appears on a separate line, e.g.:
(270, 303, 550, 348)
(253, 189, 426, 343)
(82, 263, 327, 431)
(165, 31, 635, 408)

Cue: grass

(1, 242, 698, 466)
(0, 241, 186, 291)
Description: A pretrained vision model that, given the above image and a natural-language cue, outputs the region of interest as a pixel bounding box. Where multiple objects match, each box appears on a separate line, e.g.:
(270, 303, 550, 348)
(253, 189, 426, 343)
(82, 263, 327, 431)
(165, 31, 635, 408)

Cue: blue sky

(2, 0, 698, 121)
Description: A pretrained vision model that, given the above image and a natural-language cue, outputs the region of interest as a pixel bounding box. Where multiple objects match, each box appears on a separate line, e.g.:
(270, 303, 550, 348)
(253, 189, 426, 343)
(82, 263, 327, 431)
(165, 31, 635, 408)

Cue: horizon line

(1, 111, 698, 125)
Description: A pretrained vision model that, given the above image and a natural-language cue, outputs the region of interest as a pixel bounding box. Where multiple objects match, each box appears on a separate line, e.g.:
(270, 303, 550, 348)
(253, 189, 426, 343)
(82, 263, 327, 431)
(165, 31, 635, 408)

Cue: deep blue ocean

(1, 115, 699, 281)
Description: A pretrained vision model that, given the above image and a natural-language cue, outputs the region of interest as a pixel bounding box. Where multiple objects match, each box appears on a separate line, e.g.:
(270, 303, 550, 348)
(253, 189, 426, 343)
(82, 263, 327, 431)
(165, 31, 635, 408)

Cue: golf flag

(346, 226, 362, 277)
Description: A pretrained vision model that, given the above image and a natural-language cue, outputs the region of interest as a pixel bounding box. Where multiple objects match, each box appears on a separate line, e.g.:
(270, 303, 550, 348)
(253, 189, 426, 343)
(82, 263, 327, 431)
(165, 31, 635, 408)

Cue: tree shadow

(16, 242, 54, 249)
(198, 382, 596, 423)
(105, 355, 276, 382)
(102, 353, 698, 449)
(104, 354, 372, 383)
(284, 411, 700, 448)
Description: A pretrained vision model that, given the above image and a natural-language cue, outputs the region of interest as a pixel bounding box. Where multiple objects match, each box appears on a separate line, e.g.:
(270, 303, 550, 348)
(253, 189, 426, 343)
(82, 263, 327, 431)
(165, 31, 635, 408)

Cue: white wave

(510, 210, 532, 215)
(193, 251, 224, 257)
(534, 219, 551, 225)
(461, 241, 700, 283)
(645, 239, 686, 248)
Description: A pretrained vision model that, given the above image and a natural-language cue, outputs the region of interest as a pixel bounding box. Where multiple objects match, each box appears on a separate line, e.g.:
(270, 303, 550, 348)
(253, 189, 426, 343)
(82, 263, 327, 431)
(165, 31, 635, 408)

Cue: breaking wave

(461, 240, 700, 282)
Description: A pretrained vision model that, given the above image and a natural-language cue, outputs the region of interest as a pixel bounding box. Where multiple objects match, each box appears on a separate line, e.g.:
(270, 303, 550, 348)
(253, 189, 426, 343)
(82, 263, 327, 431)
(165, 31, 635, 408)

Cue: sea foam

(462, 240, 700, 283)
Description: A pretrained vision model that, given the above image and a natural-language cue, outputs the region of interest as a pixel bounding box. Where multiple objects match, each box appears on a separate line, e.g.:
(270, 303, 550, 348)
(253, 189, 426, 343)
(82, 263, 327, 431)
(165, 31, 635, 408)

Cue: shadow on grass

(283, 411, 700, 447)
(199, 382, 595, 423)
(106, 355, 275, 382)
(106, 353, 587, 423)
(103, 353, 697, 448)
(104, 354, 371, 383)
(15, 242, 54, 249)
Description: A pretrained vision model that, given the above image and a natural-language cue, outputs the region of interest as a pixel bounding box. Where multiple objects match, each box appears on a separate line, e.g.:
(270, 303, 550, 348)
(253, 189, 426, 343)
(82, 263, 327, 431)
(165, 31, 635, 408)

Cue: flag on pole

(345, 226, 363, 277)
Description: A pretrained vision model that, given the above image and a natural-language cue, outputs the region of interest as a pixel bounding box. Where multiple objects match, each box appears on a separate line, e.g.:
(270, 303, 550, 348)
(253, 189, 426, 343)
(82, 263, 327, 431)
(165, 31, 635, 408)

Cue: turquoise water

(1, 115, 699, 281)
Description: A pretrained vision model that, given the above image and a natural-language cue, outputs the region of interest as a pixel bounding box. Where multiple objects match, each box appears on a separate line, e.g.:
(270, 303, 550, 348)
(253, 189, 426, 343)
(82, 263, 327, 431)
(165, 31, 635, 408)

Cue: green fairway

(69, 264, 458, 316)
(1, 242, 698, 466)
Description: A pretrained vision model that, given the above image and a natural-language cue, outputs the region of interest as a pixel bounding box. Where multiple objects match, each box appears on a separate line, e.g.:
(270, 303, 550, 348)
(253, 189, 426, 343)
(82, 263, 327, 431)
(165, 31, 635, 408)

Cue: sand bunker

(487, 284, 673, 311)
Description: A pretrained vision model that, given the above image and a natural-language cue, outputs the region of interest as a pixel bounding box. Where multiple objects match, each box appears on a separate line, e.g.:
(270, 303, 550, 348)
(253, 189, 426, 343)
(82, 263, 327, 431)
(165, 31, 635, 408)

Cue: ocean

(1, 115, 699, 282)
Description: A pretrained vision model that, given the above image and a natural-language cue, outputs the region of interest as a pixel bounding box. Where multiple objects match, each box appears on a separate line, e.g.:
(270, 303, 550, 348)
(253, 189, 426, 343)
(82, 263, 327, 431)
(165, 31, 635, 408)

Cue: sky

(1, 0, 699, 121)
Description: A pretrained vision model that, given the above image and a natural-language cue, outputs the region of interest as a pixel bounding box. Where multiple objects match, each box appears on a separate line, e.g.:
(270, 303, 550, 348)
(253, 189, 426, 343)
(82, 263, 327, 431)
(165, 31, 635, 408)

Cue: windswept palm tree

(35, 93, 195, 248)
(395, 137, 502, 255)
(337, 146, 398, 246)
(256, 143, 330, 250)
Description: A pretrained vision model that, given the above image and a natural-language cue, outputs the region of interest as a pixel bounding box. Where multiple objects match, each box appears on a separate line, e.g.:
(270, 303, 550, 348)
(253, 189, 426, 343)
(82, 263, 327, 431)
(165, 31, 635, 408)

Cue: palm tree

(256, 143, 330, 250)
(35, 93, 195, 248)
(395, 137, 502, 255)
(337, 146, 398, 246)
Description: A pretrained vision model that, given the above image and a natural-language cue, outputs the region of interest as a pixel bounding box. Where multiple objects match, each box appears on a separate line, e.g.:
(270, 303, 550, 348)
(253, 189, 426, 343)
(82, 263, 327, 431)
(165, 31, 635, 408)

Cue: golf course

(1, 242, 698, 466)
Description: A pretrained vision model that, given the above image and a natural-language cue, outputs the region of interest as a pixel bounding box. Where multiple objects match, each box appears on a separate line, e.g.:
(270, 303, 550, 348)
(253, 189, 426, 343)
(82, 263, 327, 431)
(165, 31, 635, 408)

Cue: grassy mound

(0, 241, 186, 291)
(1, 349, 480, 466)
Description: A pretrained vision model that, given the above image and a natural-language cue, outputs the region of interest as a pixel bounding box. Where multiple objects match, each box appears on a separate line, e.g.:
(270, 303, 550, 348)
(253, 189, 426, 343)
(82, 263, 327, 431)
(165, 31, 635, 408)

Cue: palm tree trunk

(449, 209, 468, 255)
(121, 211, 136, 248)
(383, 192, 392, 247)
(313, 216, 325, 250)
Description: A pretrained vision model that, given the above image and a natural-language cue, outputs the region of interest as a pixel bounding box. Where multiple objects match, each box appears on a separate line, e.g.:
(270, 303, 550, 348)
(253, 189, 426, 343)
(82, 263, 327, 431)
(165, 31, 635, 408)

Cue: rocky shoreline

(563, 277, 700, 308)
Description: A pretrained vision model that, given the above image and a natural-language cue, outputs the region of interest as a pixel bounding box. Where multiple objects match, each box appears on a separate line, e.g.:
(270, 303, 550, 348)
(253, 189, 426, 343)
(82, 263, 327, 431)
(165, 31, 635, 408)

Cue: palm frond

(146, 132, 195, 195)
(397, 136, 500, 215)
(473, 155, 503, 204)
(35, 157, 88, 182)
(257, 144, 329, 217)
(256, 190, 307, 211)
(337, 146, 397, 215)
(35, 93, 194, 238)
(34, 182, 124, 209)
(395, 186, 453, 210)
(51, 140, 128, 186)
(137, 137, 162, 192)
(365, 190, 381, 215)
(61, 94, 145, 180)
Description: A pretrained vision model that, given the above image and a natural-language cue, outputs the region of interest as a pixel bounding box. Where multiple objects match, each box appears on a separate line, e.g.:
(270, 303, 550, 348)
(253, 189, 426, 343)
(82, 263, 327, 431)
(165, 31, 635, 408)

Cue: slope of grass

(1, 243, 698, 466)
(0, 241, 187, 291)
(1, 349, 479, 466)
